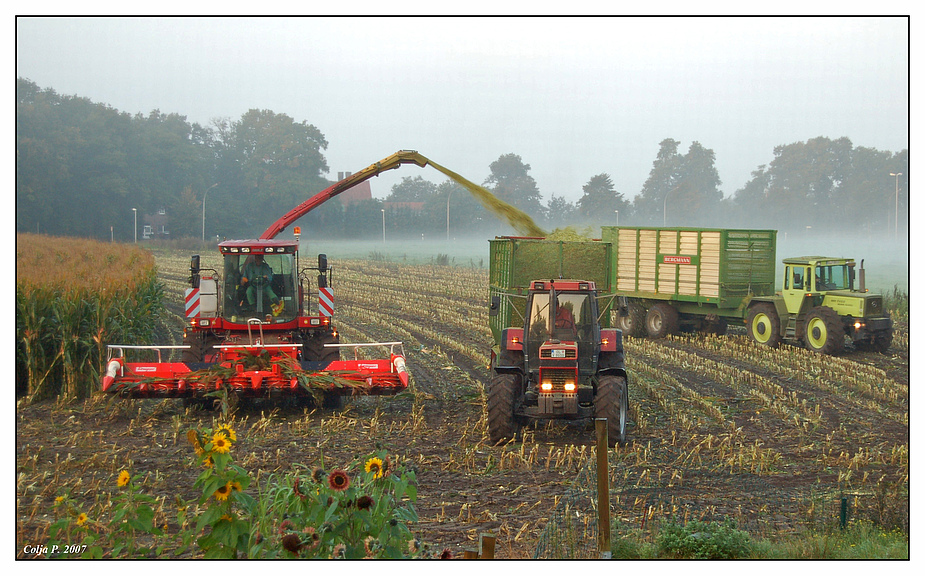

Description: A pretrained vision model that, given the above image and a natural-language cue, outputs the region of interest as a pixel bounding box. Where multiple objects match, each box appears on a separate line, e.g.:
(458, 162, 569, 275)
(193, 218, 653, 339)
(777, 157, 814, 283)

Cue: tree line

(17, 78, 908, 242)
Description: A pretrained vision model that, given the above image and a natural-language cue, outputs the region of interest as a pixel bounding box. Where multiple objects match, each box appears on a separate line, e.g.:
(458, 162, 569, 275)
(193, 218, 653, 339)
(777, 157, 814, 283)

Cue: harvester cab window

(791, 267, 803, 290)
(223, 252, 296, 320)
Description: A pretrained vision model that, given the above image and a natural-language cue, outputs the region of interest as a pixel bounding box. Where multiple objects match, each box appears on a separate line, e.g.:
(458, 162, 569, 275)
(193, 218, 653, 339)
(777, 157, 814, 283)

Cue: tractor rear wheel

(803, 306, 844, 355)
(617, 302, 647, 337)
(594, 375, 628, 447)
(746, 303, 782, 348)
(645, 303, 679, 339)
(488, 372, 522, 445)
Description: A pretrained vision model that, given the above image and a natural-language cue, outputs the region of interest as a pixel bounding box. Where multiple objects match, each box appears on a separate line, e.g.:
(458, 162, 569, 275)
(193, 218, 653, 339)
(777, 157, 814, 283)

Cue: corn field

(15, 233, 163, 401)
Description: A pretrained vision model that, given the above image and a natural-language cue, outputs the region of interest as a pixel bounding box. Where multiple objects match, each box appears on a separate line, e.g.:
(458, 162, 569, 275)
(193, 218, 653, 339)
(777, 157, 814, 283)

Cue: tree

(386, 176, 437, 202)
(576, 173, 630, 227)
(545, 194, 578, 230)
(633, 139, 722, 227)
(484, 153, 546, 221)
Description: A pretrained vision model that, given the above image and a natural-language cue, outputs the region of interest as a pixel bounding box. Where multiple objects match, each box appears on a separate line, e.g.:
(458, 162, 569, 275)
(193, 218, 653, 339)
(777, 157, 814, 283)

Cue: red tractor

(488, 279, 629, 446)
(102, 151, 431, 406)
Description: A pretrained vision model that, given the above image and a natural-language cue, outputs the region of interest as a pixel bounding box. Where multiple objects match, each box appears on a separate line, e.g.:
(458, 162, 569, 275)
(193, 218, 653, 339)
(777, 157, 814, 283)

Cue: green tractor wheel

(803, 306, 844, 355)
(746, 303, 782, 348)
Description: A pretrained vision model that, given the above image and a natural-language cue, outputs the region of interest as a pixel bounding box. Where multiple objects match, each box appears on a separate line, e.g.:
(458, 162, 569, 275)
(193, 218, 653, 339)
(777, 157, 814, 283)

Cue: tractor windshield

(814, 264, 850, 291)
(222, 253, 297, 322)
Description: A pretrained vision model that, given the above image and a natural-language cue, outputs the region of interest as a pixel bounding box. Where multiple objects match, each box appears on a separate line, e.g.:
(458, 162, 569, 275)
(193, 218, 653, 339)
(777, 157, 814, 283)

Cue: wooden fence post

(479, 533, 496, 559)
(595, 418, 612, 558)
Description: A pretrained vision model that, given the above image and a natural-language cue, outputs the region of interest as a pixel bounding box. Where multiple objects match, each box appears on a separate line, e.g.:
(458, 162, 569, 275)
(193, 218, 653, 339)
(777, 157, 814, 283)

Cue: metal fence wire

(534, 453, 909, 559)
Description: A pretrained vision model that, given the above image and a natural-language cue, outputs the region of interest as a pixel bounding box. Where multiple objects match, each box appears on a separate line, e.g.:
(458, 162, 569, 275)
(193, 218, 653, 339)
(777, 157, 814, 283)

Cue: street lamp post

(381, 209, 386, 243)
(663, 186, 678, 227)
(132, 208, 137, 243)
(202, 183, 219, 242)
(889, 172, 902, 241)
(614, 209, 619, 227)
(446, 189, 453, 241)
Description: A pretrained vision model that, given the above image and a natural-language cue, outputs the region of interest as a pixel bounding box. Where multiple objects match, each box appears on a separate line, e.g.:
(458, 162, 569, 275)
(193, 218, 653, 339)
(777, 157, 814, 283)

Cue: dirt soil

(16, 254, 909, 559)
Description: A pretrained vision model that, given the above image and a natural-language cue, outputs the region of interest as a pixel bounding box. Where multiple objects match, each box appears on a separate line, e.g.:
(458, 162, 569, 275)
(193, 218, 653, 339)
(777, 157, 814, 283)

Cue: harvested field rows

(16, 249, 909, 558)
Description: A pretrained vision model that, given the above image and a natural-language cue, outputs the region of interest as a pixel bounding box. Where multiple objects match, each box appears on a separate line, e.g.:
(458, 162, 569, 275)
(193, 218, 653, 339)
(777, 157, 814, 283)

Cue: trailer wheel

(594, 375, 628, 447)
(645, 303, 679, 339)
(746, 303, 782, 348)
(803, 306, 844, 355)
(488, 372, 521, 445)
(617, 302, 647, 337)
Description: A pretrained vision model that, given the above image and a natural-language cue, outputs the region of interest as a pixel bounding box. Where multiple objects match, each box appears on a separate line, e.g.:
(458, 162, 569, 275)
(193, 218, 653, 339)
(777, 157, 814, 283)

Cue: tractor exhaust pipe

(859, 259, 866, 292)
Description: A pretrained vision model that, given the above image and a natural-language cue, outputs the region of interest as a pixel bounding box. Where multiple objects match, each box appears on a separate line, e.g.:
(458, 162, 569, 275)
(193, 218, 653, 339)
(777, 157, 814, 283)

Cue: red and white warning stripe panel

(185, 288, 200, 318)
(318, 287, 334, 317)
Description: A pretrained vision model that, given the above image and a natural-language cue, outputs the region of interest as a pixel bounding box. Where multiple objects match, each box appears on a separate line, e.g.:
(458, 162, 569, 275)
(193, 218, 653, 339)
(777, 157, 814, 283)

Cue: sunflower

(357, 494, 375, 510)
(230, 480, 242, 492)
(364, 457, 384, 479)
(215, 423, 237, 442)
(327, 469, 350, 492)
(211, 432, 231, 454)
(76, 513, 88, 526)
(214, 483, 232, 501)
(54, 496, 65, 506)
(117, 470, 131, 488)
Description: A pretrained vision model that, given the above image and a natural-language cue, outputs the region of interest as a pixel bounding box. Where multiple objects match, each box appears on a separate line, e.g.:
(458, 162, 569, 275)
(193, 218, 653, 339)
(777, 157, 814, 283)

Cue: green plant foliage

(657, 518, 754, 559)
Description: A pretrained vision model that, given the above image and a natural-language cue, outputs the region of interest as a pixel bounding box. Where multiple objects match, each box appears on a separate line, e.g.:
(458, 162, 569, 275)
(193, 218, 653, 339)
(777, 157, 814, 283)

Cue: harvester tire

(488, 372, 521, 445)
(617, 302, 647, 338)
(746, 303, 782, 348)
(645, 303, 679, 339)
(594, 375, 628, 447)
(803, 306, 844, 355)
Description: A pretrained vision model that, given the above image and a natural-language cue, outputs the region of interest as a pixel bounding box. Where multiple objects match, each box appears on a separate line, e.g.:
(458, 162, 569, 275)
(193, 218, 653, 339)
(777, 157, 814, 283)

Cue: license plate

(550, 349, 566, 358)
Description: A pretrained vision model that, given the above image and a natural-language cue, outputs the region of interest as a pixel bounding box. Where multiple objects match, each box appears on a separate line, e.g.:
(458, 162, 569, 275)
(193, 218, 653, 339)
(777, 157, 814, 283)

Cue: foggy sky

(15, 16, 910, 203)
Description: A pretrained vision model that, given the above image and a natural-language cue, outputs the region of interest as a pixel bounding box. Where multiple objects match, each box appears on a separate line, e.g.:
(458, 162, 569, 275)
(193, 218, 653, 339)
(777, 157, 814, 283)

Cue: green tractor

(745, 257, 893, 354)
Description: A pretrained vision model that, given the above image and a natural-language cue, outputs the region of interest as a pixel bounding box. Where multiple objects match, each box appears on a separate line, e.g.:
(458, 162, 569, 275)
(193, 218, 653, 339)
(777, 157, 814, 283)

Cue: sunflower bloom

(365, 457, 384, 479)
(328, 469, 350, 492)
(117, 470, 131, 488)
(76, 513, 88, 526)
(214, 483, 232, 501)
(357, 495, 375, 510)
(230, 481, 242, 492)
(215, 423, 237, 442)
(54, 496, 65, 506)
(212, 432, 231, 454)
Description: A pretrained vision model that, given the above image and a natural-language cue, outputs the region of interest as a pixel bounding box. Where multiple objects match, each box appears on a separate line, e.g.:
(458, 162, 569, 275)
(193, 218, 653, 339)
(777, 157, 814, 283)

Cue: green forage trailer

(599, 226, 777, 338)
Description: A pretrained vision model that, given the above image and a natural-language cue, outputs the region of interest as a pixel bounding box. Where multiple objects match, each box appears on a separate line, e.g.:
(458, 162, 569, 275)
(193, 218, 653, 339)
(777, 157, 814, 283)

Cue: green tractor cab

(746, 257, 892, 354)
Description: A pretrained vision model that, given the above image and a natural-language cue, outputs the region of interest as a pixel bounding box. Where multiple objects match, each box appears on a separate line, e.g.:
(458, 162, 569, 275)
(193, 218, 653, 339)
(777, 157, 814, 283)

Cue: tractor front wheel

(488, 372, 522, 445)
(803, 306, 844, 355)
(594, 375, 628, 447)
(746, 303, 782, 348)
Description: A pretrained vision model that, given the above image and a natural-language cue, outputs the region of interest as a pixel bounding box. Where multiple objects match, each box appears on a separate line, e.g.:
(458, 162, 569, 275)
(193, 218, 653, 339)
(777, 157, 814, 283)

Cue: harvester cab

(489, 279, 629, 447)
(746, 256, 893, 354)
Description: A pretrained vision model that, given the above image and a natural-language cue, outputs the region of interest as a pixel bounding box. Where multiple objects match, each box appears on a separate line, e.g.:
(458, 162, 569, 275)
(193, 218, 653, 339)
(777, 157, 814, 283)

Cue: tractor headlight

(540, 381, 553, 392)
(564, 382, 576, 392)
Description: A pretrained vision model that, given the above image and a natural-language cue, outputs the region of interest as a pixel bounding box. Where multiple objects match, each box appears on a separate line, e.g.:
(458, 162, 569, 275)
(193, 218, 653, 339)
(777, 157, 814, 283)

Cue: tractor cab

(524, 280, 601, 377)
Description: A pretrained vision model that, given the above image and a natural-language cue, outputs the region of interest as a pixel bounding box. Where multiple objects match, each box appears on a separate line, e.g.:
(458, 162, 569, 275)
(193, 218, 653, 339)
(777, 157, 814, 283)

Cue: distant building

(336, 172, 372, 205)
(142, 208, 169, 240)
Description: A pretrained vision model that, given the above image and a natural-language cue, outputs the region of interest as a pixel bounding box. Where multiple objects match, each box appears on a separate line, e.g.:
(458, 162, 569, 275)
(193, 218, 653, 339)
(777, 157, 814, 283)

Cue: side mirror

(189, 254, 201, 288)
(318, 253, 328, 271)
(489, 295, 500, 317)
